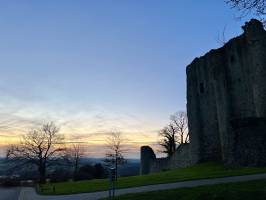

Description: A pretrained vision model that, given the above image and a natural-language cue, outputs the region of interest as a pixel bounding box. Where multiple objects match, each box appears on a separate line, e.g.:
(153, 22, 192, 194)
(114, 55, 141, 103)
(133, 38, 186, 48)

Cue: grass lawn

(39, 162, 266, 195)
(103, 179, 266, 200)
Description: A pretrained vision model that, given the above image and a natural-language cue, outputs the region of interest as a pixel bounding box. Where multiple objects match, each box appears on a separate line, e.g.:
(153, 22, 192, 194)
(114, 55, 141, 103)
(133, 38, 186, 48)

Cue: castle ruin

(140, 19, 266, 175)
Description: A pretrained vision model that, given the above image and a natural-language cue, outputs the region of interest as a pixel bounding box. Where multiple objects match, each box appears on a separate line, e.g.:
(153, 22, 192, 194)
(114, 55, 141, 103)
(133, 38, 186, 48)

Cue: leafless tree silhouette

(6, 122, 66, 183)
(170, 111, 189, 144)
(66, 143, 85, 179)
(158, 124, 177, 157)
(226, 0, 266, 24)
(159, 111, 189, 157)
(104, 131, 126, 180)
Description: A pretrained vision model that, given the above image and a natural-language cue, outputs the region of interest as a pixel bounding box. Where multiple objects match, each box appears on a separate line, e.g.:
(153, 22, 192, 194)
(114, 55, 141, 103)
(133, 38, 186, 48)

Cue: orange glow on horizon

(0, 125, 160, 158)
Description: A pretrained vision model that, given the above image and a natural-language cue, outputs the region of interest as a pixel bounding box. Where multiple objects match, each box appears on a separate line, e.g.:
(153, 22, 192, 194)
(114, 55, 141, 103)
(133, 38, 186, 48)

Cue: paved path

(19, 173, 266, 200)
(0, 187, 21, 200)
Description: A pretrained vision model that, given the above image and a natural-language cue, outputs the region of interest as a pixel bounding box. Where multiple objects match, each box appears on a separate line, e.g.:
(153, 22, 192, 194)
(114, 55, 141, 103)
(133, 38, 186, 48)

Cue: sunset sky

(0, 1, 252, 158)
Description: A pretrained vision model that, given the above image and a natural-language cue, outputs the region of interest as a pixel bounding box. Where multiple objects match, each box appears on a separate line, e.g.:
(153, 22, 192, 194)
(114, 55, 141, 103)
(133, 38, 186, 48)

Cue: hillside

(40, 162, 266, 195)
(104, 179, 266, 200)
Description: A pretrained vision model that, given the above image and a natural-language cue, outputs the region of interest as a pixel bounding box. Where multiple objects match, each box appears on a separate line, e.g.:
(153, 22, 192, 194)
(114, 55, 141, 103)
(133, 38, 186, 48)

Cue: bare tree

(158, 124, 177, 157)
(170, 111, 189, 144)
(226, 0, 266, 24)
(159, 111, 189, 157)
(6, 122, 66, 183)
(66, 143, 85, 179)
(104, 131, 126, 180)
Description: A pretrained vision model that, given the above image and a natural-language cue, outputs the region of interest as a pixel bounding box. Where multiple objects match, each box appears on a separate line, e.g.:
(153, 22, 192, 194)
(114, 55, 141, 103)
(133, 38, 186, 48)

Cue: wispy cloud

(0, 96, 161, 158)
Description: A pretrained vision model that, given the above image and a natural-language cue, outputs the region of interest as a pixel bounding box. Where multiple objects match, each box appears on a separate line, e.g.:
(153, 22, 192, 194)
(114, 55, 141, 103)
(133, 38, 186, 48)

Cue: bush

(75, 163, 107, 181)
(0, 176, 20, 187)
(49, 168, 72, 183)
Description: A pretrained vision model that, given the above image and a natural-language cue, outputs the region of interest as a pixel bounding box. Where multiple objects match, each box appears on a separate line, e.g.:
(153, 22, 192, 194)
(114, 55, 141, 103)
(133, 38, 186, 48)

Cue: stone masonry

(140, 19, 266, 175)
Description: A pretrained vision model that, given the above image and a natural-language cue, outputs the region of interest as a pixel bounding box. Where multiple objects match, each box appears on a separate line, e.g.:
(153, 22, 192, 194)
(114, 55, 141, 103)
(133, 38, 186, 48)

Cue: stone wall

(186, 19, 266, 166)
(230, 117, 266, 166)
(140, 144, 193, 174)
(140, 19, 266, 175)
(140, 146, 156, 175)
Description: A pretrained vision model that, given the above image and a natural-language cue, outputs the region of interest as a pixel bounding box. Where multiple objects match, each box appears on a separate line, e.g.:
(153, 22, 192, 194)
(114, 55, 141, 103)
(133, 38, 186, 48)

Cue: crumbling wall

(140, 19, 266, 175)
(140, 146, 156, 175)
(166, 143, 194, 169)
(150, 157, 170, 173)
(140, 144, 193, 174)
(187, 19, 266, 166)
(187, 52, 222, 163)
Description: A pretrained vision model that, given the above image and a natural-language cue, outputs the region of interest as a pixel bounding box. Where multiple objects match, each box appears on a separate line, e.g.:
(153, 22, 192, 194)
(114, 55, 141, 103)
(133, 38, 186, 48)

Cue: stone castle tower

(140, 19, 266, 174)
(187, 19, 266, 166)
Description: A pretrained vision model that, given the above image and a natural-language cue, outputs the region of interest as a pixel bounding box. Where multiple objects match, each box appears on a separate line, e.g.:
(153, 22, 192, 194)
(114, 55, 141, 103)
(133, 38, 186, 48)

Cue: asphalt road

(0, 187, 21, 200)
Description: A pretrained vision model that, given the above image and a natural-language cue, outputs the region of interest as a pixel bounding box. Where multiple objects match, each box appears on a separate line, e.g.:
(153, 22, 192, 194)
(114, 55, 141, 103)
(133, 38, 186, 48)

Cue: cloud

(0, 93, 162, 158)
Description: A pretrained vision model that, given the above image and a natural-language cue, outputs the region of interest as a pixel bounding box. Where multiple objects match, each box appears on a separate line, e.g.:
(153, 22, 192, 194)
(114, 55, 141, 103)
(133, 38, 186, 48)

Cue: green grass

(39, 162, 266, 195)
(103, 179, 266, 200)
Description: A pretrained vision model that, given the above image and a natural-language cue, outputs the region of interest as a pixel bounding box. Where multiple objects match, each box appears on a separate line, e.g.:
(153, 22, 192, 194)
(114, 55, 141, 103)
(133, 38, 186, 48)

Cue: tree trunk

(39, 161, 46, 184)
(74, 158, 79, 180)
(115, 153, 118, 181)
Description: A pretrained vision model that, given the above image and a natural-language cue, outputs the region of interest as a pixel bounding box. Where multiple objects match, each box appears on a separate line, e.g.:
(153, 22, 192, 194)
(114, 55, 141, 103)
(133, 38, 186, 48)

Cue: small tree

(170, 111, 189, 144)
(159, 111, 189, 157)
(104, 131, 126, 180)
(158, 124, 177, 157)
(66, 143, 85, 180)
(6, 122, 65, 183)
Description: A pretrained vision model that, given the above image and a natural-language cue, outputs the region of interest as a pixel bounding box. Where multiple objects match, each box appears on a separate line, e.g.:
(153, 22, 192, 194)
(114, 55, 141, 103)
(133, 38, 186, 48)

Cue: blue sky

(0, 0, 253, 157)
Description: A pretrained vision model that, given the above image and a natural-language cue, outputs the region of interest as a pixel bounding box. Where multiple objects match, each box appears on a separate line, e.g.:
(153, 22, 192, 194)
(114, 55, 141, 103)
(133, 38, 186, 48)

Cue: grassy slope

(104, 179, 266, 200)
(40, 162, 266, 195)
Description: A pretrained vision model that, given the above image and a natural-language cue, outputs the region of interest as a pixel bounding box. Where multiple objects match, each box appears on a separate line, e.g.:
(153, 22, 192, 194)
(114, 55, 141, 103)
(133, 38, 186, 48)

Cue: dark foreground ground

(0, 187, 20, 200)
(40, 162, 266, 195)
(107, 179, 266, 200)
(19, 174, 266, 200)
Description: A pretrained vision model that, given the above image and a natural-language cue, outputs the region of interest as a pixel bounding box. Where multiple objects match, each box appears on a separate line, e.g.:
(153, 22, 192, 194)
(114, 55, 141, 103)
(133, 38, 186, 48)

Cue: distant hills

(0, 157, 140, 178)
